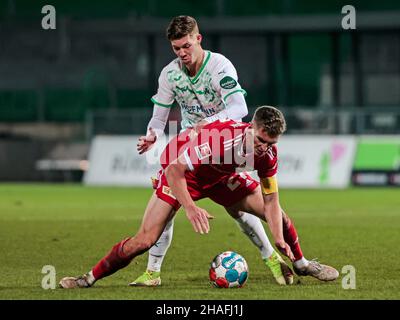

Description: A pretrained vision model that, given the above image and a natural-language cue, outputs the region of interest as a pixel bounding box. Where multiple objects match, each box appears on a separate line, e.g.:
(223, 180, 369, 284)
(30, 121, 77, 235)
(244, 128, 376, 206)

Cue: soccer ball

(209, 251, 249, 288)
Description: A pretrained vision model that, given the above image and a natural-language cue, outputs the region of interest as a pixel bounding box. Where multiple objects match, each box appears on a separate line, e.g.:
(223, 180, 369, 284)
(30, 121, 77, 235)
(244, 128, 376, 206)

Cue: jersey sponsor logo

(182, 103, 216, 116)
(219, 76, 237, 89)
(194, 142, 212, 160)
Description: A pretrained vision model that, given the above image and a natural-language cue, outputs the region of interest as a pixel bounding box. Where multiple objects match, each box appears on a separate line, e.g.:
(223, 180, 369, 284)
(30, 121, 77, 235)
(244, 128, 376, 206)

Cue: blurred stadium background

(1, 0, 399, 186)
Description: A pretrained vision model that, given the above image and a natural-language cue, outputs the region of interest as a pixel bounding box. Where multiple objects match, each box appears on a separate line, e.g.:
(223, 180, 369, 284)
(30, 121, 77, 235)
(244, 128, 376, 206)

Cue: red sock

(92, 237, 133, 280)
(283, 217, 304, 261)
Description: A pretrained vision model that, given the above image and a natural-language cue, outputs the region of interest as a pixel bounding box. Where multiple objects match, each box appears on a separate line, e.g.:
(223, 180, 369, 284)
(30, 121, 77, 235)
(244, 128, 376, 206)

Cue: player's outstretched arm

(164, 156, 214, 234)
(137, 105, 171, 154)
(137, 127, 157, 154)
(263, 192, 294, 261)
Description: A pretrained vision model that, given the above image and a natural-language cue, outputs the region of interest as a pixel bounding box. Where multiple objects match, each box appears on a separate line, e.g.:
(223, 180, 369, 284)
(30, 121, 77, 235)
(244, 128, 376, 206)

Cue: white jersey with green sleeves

(151, 50, 247, 129)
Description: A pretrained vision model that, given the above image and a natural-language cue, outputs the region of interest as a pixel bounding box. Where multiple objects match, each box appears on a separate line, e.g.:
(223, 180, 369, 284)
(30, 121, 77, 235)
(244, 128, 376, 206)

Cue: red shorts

(154, 169, 259, 211)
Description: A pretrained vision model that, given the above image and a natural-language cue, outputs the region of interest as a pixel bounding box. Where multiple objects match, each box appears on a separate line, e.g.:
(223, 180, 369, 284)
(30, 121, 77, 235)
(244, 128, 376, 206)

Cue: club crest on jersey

(194, 142, 212, 160)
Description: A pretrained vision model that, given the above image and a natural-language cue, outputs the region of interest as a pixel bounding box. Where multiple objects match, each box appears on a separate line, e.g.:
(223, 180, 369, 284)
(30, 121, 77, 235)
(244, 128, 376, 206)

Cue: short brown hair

(252, 106, 287, 137)
(166, 15, 199, 40)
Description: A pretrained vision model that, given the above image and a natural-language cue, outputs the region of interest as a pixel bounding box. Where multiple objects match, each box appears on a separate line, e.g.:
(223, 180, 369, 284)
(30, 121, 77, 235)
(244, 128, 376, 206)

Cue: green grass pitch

(0, 184, 399, 300)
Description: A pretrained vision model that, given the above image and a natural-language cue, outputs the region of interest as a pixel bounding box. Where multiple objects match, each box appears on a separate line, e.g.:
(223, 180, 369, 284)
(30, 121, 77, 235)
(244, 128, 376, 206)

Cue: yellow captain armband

(260, 176, 278, 194)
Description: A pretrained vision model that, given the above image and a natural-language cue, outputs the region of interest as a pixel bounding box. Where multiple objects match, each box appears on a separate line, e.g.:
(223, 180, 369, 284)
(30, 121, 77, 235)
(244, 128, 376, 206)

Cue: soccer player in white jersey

(134, 15, 290, 286)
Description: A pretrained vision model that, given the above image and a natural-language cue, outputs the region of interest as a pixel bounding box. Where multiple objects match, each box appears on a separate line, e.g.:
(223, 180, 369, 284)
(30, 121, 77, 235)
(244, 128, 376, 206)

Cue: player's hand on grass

(185, 205, 214, 234)
(275, 241, 295, 262)
(137, 128, 157, 154)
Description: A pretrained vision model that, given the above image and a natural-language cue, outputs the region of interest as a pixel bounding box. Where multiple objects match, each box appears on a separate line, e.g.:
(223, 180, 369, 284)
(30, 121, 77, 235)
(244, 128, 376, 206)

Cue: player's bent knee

(137, 241, 154, 254)
(124, 234, 157, 255)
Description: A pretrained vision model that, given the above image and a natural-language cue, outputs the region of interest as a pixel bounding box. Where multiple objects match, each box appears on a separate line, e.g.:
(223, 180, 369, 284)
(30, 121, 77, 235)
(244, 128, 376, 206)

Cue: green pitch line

(0, 184, 399, 300)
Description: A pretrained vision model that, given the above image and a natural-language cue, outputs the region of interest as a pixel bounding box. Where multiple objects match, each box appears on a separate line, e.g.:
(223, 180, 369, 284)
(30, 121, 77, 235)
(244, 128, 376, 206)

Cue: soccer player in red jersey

(59, 106, 339, 289)
(134, 15, 284, 287)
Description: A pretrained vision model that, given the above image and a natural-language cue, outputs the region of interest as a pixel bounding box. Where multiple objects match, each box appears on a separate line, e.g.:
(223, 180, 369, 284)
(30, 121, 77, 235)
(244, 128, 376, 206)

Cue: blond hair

(252, 106, 287, 137)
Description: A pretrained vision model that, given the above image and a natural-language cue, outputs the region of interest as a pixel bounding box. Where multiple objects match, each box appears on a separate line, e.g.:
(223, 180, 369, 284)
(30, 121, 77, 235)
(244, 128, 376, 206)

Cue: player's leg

(280, 210, 339, 281)
(59, 192, 176, 288)
(148, 219, 174, 272)
(130, 167, 192, 287)
(143, 175, 275, 282)
(132, 133, 192, 284)
(227, 186, 339, 282)
(210, 174, 278, 261)
(129, 219, 174, 286)
(223, 186, 294, 285)
(229, 209, 275, 263)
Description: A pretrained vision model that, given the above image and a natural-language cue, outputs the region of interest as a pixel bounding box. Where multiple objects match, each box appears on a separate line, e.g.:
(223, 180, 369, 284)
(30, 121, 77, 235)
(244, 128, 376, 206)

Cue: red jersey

(160, 120, 278, 188)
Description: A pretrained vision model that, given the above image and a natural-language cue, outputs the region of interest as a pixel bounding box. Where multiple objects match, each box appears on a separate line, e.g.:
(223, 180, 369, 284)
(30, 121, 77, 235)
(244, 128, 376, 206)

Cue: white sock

(293, 257, 309, 269)
(87, 270, 96, 285)
(235, 212, 274, 259)
(146, 219, 174, 272)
